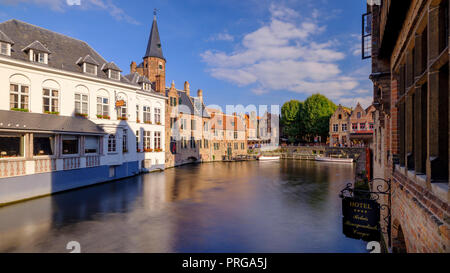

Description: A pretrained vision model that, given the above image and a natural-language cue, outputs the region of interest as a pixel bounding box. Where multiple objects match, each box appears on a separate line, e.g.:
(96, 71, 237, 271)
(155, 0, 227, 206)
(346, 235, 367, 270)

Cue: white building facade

(0, 19, 166, 205)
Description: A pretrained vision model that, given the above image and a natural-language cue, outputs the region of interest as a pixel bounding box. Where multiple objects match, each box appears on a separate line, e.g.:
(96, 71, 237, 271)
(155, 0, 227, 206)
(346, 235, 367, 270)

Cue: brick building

(207, 108, 247, 161)
(365, 0, 449, 252)
(329, 103, 375, 147)
(130, 15, 247, 167)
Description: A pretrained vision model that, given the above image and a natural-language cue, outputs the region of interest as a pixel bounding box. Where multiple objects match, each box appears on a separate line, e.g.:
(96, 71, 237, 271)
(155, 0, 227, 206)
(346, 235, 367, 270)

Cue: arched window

(108, 134, 116, 153)
(9, 74, 30, 111)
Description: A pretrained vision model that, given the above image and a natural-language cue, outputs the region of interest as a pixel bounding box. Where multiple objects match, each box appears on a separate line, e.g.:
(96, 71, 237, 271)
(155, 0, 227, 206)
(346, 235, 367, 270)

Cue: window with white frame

(123, 129, 128, 153)
(155, 108, 161, 124)
(75, 93, 88, 115)
(154, 132, 161, 150)
(109, 70, 120, 80)
(143, 106, 151, 123)
(85, 63, 97, 75)
(43, 88, 59, 113)
(108, 134, 116, 153)
(136, 105, 140, 122)
(117, 101, 127, 119)
(96, 96, 109, 117)
(143, 131, 151, 150)
(32, 52, 47, 64)
(10, 84, 29, 110)
(0, 42, 9, 55)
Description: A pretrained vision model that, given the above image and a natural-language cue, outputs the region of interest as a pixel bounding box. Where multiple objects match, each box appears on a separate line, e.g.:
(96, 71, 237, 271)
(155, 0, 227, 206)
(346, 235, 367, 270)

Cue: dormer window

(84, 63, 97, 75)
(22, 40, 50, 65)
(77, 55, 99, 76)
(0, 30, 14, 56)
(0, 42, 10, 56)
(103, 62, 122, 80)
(143, 83, 151, 91)
(109, 70, 120, 80)
(33, 51, 46, 63)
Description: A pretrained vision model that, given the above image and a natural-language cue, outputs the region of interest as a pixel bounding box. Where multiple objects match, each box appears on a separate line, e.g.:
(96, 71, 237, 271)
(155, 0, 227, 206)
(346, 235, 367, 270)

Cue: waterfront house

(0, 19, 166, 205)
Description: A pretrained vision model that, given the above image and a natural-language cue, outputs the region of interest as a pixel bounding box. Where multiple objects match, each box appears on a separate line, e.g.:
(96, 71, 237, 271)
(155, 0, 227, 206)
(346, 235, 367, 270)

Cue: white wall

(0, 56, 166, 168)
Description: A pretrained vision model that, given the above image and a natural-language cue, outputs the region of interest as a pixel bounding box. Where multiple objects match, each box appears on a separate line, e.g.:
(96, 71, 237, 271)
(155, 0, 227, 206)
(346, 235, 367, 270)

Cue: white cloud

(208, 32, 234, 42)
(0, 0, 138, 24)
(201, 5, 362, 100)
(66, 0, 80, 6)
(338, 96, 373, 109)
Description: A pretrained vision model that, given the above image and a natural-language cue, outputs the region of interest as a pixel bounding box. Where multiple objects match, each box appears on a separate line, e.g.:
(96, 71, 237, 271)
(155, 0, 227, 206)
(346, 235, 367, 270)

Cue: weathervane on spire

(153, 8, 158, 17)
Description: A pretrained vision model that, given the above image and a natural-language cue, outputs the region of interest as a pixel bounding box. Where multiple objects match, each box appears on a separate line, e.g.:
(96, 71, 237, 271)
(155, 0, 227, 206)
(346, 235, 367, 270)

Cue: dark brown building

(366, 0, 449, 252)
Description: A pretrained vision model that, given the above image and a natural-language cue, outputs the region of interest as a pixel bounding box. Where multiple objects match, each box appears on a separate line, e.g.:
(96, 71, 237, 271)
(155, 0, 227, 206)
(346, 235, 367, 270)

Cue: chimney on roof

(197, 89, 203, 103)
(184, 81, 190, 96)
(130, 61, 136, 73)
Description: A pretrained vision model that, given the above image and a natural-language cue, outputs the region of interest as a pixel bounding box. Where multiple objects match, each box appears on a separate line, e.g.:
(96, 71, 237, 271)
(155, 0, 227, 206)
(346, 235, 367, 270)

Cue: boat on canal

(314, 156, 353, 163)
(258, 155, 280, 161)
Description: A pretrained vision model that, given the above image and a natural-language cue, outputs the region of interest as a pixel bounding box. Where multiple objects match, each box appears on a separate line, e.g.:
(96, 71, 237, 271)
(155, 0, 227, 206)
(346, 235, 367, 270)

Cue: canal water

(0, 160, 367, 252)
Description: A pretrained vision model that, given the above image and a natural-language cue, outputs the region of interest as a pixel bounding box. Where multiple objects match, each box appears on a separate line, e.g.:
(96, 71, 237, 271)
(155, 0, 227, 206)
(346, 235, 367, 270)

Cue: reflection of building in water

(0, 197, 52, 251)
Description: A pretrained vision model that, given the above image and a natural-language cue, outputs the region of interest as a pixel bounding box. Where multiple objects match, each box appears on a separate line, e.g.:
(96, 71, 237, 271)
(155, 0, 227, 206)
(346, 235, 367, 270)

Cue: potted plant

(144, 121, 152, 124)
(136, 119, 141, 123)
(75, 113, 88, 118)
(11, 108, 29, 112)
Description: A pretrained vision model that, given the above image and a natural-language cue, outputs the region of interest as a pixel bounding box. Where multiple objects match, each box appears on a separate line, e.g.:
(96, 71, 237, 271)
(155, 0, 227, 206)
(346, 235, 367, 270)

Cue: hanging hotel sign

(339, 178, 391, 243)
(342, 197, 380, 242)
(115, 100, 125, 107)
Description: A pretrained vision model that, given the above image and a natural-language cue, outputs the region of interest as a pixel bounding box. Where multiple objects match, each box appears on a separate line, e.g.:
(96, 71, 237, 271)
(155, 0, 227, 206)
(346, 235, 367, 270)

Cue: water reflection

(0, 160, 366, 252)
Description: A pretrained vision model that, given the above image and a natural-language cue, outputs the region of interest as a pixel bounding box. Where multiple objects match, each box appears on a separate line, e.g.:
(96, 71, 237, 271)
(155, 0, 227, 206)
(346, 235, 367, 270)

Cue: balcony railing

(63, 157, 80, 170)
(35, 158, 57, 173)
(86, 155, 100, 168)
(0, 159, 26, 178)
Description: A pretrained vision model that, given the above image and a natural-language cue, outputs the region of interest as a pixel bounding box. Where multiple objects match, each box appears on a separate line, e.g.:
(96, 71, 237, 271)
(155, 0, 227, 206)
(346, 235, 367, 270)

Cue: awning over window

(0, 110, 106, 135)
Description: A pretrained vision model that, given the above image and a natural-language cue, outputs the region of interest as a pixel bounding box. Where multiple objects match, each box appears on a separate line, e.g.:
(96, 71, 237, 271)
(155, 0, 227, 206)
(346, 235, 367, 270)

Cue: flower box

(97, 114, 110, 120)
(144, 148, 153, 152)
(154, 148, 162, 152)
(75, 113, 88, 118)
(11, 108, 29, 112)
(144, 121, 152, 124)
(156, 122, 161, 125)
(118, 117, 128, 121)
(44, 111, 59, 115)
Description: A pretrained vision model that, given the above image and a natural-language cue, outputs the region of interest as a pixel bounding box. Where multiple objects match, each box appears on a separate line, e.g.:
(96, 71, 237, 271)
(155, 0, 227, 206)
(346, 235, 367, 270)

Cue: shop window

(0, 134, 24, 158)
(33, 134, 54, 156)
(85, 136, 98, 154)
(62, 135, 79, 155)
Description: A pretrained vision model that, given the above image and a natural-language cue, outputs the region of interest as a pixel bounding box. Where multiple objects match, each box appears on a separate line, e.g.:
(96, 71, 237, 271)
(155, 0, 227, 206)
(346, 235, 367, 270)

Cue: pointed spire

(144, 11, 164, 60)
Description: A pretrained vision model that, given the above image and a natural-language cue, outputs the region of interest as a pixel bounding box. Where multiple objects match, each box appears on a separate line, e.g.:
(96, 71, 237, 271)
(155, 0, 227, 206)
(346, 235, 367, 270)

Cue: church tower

(142, 12, 166, 94)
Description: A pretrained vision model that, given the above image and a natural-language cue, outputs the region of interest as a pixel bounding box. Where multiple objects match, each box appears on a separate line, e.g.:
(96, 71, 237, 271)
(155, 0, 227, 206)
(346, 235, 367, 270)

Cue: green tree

(281, 100, 303, 143)
(301, 94, 336, 142)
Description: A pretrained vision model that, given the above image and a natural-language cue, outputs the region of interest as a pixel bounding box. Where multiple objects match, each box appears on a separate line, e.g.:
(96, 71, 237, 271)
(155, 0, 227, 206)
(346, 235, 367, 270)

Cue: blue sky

(0, 0, 372, 110)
